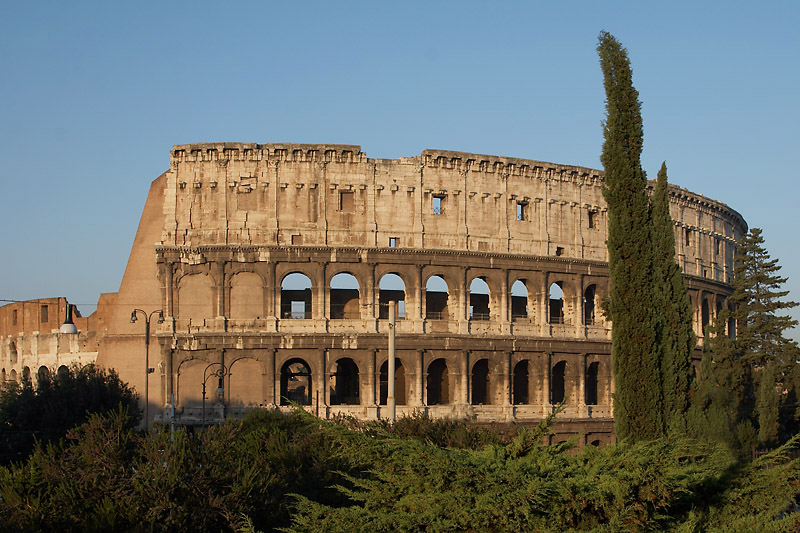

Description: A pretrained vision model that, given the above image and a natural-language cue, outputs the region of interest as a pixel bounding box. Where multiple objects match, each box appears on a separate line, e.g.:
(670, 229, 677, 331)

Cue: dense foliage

(1, 408, 799, 532)
(690, 229, 800, 455)
(598, 31, 663, 440)
(0, 363, 140, 465)
(652, 163, 695, 434)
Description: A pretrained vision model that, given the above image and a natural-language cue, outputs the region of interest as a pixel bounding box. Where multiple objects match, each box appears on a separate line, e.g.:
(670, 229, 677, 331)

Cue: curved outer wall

(72, 143, 745, 444)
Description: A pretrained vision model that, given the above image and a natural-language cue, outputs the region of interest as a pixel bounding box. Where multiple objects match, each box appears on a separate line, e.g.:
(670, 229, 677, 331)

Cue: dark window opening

(584, 285, 596, 325)
(280, 359, 311, 405)
(12, 309, 17, 326)
(685, 228, 691, 246)
(471, 359, 490, 405)
(702, 299, 710, 335)
(330, 358, 360, 405)
(513, 361, 529, 405)
(586, 362, 599, 405)
(426, 359, 449, 405)
(551, 361, 566, 404)
(555, 246, 564, 257)
(588, 211, 595, 228)
(40, 305, 48, 323)
(291, 234, 303, 245)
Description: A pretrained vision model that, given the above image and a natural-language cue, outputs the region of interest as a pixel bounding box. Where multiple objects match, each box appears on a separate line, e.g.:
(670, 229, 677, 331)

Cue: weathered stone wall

(1, 142, 747, 446)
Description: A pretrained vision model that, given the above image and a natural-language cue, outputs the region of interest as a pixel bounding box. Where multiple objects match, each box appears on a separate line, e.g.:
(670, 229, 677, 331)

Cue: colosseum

(0, 142, 747, 445)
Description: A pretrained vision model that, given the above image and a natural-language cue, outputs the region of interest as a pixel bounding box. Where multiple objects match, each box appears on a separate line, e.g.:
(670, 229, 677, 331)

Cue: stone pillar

(268, 262, 277, 319)
(320, 349, 329, 416)
(542, 352, 551, 416)
(165, 263, 174, 317)
(416, 350, 425, 406)
(214, 262, 225, 318)
(502, 351, 511, 406)
(163, 346, 173, 408)
(459, 267, 469, 334)
(578, 354, 587, 417)
(266, 348, 276, 406)
(460, 350, 470, 405)
(366, 349, 378, 419)
(500, 270, 509, 333)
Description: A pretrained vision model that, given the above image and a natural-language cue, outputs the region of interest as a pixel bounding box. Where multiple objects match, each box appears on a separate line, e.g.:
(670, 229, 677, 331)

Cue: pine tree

(730, 228, 798, 374)
(598, 32, 663, 440)
(729, 228, 799, 445)
(651, 162, 695, 434)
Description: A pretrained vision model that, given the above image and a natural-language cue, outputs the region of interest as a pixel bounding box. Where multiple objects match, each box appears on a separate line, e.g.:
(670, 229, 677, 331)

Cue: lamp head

(157, 310, 164, 324)
(130, 311, 137, 323)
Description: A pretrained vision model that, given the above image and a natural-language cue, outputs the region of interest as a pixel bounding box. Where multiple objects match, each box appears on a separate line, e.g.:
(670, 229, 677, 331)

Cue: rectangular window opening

(389, 237, 397, 248)
(432, 195, 443, 215)
(40, 305, 48, 323)
(517, 202, 528, 221)
(555, 246, 564, 257)
(339, 191, 354, 212)
(588, 211, 595, 228)
(12, 309, 17, 325)
(291, 234, 303, 245)
(685, 229, 691, 246)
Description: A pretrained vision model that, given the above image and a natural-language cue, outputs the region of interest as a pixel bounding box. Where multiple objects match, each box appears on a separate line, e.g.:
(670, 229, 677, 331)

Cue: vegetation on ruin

(1, 408, 799, 532)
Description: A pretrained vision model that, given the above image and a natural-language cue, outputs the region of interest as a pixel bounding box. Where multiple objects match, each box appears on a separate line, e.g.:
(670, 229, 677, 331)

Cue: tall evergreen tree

(730, 228, 798, 374)
(651, 162, 695, 433)
(597, 32, 662, 440)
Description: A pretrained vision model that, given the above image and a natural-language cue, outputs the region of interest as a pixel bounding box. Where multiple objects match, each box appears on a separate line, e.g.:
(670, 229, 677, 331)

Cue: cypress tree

(597, 32, 662, 440)
(651, 162, 695, 434)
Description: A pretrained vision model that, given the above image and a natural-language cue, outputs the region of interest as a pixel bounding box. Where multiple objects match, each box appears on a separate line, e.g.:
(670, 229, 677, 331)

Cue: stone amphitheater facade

(1, 143, 747, 445)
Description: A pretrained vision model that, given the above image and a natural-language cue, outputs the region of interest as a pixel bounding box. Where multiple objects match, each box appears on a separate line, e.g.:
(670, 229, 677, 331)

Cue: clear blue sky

(1, 2, 798, 340)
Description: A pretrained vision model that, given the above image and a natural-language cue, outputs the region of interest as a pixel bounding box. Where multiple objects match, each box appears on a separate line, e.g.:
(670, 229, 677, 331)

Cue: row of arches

(1, 365, 70, 387)
(177, 269, 601, 326)
(174, 355, 607, 409)
(280, 357, 604, 406)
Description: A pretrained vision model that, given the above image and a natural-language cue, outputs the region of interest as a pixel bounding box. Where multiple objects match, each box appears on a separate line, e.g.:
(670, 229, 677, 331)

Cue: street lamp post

(130, 309, 164, 427)
(202, 362, 227, 428)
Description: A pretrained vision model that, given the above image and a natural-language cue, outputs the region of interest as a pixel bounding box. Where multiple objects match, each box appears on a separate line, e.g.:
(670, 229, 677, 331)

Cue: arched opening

(379, 359, 406, 405)
(511, 280, 528, 321)
(37, 366, 50, 384)
(330, 358, 360, 405)
(57, 365, 70, 380)
(379, 273, 406, 319)
(549, 282, 564, 324)
(280, 359, 312, 405)
(426, 358, 449, 405)
(10, 369, 17, 382)
(281, 273, 312, 319)
(702, 299, 710, 335)
(586, 361, 599, 405)
(469, 278, 490, 321)
(513, 360, 529, 405)
(9, 341, 17, 364)
(22, 366, 31, 384)
(1, 368, 5, 384)
(425, 276, 449, 320)
(229, 272, 265, 319)
(471, 359, 490, 404)
(330, 273, 360, 319)
(584, 285, 596, 325)
(551, 361, 566, 404)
